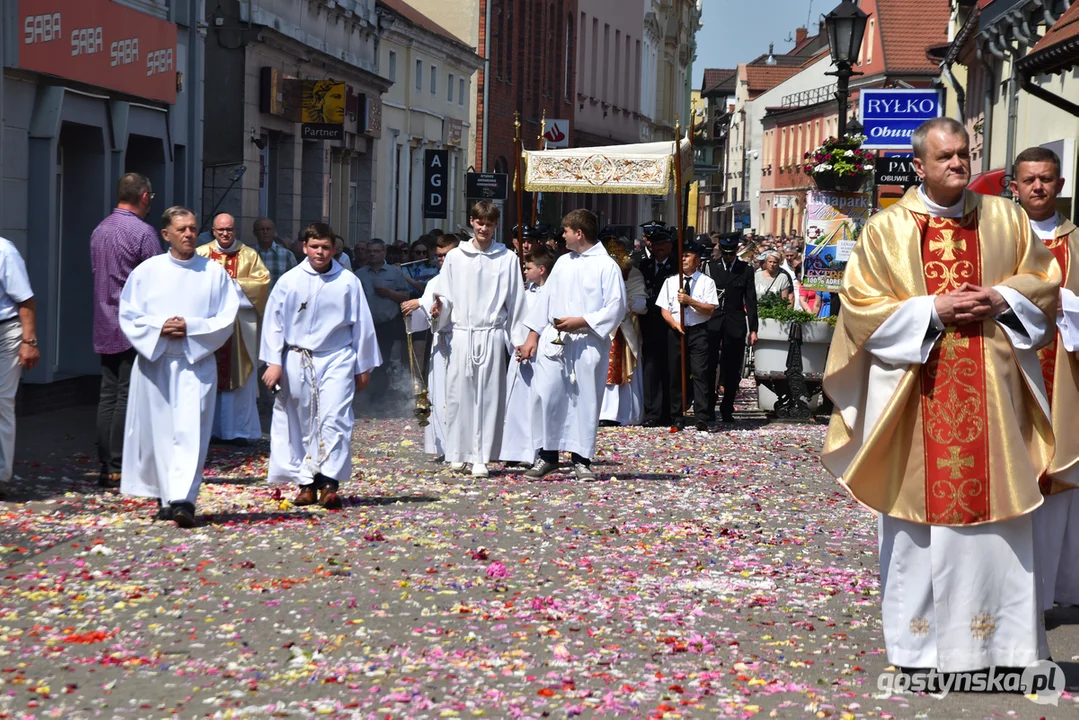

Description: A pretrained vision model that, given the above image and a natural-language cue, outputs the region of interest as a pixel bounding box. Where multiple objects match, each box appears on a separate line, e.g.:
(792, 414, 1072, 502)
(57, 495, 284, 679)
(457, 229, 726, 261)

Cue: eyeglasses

(214, 227, 236, 234)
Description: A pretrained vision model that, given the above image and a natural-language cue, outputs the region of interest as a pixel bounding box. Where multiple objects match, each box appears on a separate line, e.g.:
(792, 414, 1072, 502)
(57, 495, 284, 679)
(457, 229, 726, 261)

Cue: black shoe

(598, 420, 620, 427)
(171, 502, 196, 528)
(721, 413, 735, 423)
(229, 438, 250, 448)
(694, 420, 710, 432)
(673, 420, 686, 431)
(154, 500, 174, 521)
(642, 419, 668, 428)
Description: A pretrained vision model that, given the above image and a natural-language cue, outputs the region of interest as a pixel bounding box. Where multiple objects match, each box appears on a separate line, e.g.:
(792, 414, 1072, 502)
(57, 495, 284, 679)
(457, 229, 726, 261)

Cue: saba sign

(858, 89, 943, 150)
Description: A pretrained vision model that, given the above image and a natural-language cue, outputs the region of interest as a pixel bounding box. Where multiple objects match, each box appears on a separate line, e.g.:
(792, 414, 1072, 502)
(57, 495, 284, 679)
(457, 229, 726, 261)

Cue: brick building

(481, 0, 579, 233)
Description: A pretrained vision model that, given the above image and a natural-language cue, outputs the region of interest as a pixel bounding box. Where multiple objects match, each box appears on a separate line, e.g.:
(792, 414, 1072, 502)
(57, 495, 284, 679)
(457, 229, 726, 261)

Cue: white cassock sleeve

(179, 270, 241, 363)
(626, 269, 648, 315)
(864, 295, 942, 366)
(505, 261, 529, 347)
(259, 282, 287, 365)
(352, 284, 383, 375)
(1058, 287, 1079, 352)
(583, 264, 627, 340)
(993, 285, 1050, 349)
(119, 275, 174, 362)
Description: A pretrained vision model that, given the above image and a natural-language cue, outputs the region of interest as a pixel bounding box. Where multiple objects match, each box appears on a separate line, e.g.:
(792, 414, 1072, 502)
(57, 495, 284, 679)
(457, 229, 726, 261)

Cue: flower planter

(813, 173, 838, 192)
(754, 318, 834, 413)
(835, 174, 867, 192)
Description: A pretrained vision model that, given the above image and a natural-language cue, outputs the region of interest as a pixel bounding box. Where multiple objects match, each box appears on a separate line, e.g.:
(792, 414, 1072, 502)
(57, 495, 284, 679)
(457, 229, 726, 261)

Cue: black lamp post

(824, 0, 870, 139)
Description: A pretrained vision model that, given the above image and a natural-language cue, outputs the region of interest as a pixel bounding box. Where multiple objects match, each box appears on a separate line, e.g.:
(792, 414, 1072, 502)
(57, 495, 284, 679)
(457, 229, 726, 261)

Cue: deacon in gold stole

(197, 213, 270, 444)
(821, 118, 1060, 673)
(1011, 146, 1079, 611)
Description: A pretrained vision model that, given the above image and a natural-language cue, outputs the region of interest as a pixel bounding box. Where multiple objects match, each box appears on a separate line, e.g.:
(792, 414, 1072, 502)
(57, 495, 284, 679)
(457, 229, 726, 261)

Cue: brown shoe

(318, 486, 343, 510)
(98, 472, 121, 489)
(293, 486, 318, 506)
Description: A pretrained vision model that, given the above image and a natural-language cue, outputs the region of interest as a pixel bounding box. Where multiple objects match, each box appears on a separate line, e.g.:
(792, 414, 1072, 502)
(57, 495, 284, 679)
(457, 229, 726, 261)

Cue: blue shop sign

(858, 89, 943, 150)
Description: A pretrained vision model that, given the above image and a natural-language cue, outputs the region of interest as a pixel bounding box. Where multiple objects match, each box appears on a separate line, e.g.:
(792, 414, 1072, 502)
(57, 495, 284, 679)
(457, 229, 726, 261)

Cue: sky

(693, 0, 823, 88)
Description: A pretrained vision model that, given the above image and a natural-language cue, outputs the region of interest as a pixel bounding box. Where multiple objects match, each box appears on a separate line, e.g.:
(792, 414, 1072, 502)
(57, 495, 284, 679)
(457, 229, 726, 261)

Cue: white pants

(212, 375, 263, 440)
(0, 321, 22, 484)
(879, 513, 1048, 672)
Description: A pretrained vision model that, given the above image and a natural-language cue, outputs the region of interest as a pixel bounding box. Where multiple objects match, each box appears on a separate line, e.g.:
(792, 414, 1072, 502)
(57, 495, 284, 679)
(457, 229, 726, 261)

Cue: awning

(523, 138, 693, 195)
(968, 168, 1008, 197)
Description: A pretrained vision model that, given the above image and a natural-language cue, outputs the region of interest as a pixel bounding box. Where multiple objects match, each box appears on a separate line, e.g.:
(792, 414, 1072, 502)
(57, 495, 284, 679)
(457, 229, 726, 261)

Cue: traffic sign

(859, 89, 942, 150)
(466, 172, 509, 201)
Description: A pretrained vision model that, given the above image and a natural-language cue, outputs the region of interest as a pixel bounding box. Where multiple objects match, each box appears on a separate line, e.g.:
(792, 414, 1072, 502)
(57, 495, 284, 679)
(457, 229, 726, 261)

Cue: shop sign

(543, 119, 570, 148)
(19, 0, 178, 103)
(301, 80, 346, 141)
(424, 149, 449, 219)
(874, 155, 917, 187)
(858, 88, 942, 151)
(466, 172, 508, 201)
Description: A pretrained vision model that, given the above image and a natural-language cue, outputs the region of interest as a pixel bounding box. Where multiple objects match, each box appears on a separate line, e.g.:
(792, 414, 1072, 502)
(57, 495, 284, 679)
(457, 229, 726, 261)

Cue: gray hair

(763, 250, 783, 263)
(911, 117, 968, 160)
(161, 206, 195, 230)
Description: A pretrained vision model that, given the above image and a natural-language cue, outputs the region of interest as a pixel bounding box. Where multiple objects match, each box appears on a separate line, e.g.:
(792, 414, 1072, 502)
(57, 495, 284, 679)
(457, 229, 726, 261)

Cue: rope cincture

(290, 346, 330, 474)
(404, 315, 432, 427)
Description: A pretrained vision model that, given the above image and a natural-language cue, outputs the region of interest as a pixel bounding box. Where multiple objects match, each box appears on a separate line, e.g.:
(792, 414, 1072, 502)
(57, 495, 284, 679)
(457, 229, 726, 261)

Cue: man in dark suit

(703, 232, 758, 423)
(637, 225, 676, 426)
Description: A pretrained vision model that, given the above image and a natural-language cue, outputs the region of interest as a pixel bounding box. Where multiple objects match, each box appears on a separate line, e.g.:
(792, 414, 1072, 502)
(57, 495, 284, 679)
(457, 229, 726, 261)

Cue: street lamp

(824, 0, 869, 139)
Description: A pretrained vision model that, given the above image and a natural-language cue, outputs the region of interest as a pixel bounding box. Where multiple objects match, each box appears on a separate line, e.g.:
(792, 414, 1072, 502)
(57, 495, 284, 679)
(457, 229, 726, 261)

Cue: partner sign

(859, 89, 942, 151)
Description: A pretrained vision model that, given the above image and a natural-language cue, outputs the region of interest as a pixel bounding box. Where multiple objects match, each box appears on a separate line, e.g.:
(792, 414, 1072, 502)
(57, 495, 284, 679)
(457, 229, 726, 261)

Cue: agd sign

(423, 149, 449, 220)
(859, 89, 942, 150)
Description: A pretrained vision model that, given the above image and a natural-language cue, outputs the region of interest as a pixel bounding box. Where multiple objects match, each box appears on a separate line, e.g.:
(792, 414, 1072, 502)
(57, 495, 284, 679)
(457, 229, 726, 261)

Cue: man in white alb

(261, 223, 381, 510)
(119, 207, 240, 527)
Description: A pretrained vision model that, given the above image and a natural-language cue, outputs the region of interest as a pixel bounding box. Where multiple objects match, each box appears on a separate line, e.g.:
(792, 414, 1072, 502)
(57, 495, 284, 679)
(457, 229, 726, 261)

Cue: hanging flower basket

(803, 135, 874, 193)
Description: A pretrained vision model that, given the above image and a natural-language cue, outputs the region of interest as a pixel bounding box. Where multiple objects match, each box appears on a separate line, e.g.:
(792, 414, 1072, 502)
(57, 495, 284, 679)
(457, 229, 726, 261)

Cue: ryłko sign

(858, 89, 942, 151)
(19, 0, 178, 104)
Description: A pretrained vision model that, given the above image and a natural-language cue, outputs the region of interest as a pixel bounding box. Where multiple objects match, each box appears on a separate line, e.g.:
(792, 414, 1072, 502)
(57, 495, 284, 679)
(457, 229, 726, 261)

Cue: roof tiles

(875, 0, 951, 73)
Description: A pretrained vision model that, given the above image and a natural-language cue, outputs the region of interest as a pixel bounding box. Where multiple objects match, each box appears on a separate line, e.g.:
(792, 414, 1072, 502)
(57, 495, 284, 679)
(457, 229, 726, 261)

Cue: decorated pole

(533, 110, 546, 225)
(673, 119, 688, 417)
(513, 112, 528, 277)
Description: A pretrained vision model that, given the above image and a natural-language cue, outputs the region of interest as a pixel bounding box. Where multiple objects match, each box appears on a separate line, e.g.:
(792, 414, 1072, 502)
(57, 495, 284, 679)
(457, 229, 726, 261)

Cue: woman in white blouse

(754, 251, 792, 306)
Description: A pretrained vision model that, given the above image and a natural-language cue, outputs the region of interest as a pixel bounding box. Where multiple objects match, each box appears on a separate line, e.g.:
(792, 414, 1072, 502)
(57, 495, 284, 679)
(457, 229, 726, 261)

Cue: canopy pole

(513, 112, 527, 277)
(533, 110, 546, 226)
(673, 119, 688, 418)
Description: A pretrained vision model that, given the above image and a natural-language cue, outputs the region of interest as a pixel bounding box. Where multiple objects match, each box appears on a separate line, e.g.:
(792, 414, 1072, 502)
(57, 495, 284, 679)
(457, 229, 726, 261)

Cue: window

(614, 29, 621, 106)
(416, 59, 423, 91)
(565, 14, 574, 101)
(388, 51, 397, 82)
(448, 73, 454, 102)
(866, 19, 875, 65)
(430, 65, 437, 95)
(591, 17, 598, 96)
(459, 78, 465, 105)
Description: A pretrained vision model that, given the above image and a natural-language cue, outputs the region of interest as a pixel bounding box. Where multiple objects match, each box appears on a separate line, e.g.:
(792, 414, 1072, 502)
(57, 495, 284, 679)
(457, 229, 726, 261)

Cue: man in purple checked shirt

(89, 173, 162, 489)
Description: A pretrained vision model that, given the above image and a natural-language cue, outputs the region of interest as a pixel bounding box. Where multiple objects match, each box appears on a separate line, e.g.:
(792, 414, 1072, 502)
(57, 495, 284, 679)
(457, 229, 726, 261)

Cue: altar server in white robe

(821, 118, 1060, 673)
(499, 247, 554, 465)
(401, 233, 463, 459)
(260, 223, 382, 510)
(520, 209, 627, 481)
(599, 237, 647, 427)
(1011, 147, 1079, 610)
(429, 201, 527, 478)
(119, 207, 240, 528)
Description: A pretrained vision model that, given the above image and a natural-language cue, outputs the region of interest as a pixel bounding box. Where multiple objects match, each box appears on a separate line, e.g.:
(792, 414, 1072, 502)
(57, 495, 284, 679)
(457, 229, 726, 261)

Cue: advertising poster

(301, 80, 346, 141)
(802, 190, 872, 291)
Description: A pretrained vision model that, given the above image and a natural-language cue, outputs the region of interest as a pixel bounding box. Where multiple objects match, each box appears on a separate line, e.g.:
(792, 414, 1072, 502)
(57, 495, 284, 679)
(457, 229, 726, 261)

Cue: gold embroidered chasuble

(1037, 219, 1079, 495)
(195, 243, 270, 390)
(821, 187, 1060, 526)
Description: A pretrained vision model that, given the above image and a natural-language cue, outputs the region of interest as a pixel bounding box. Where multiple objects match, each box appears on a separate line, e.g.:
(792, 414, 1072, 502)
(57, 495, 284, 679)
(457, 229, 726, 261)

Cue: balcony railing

(781, 83, 838, 108)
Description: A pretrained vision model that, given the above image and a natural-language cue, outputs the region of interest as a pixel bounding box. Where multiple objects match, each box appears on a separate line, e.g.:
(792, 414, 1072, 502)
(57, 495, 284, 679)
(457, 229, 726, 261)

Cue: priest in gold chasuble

(1011, 147, 1079, 612)
(197, 214, 271, 443)
(821, 120, 1060, 673)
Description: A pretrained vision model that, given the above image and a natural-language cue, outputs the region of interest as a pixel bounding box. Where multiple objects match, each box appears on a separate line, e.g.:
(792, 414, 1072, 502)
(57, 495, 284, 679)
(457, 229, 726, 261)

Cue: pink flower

(486, 561, 510, 579)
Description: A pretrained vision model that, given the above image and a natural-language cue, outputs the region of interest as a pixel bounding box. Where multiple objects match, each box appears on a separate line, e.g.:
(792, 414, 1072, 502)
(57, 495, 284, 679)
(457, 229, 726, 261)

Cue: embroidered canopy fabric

(523, 138, 693, 195)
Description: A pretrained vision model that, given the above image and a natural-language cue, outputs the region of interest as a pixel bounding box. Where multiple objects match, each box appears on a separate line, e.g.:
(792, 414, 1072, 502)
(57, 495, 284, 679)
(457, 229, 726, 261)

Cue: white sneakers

(471, 463, 489, 478)
(450, 462, 467, 472)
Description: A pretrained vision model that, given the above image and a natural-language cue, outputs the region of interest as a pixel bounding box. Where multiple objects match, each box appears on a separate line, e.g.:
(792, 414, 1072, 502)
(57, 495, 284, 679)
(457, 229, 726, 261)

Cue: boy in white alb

(429, 202, 527, 478)
(500, 247, 555, 466)
(401, 233, 463, 460)
(519, 209, 627, 481)
(260, 223, 382, 510)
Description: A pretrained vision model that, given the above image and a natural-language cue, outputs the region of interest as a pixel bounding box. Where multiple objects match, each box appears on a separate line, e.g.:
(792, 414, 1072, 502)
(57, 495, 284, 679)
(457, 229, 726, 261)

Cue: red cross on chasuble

(207, 249, 241, 389)
(916, 213, 992, 524)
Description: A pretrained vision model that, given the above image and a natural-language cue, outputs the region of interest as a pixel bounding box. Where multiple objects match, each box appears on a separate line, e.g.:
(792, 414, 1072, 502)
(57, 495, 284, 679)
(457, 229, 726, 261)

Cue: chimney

(796, 27, 808, 44)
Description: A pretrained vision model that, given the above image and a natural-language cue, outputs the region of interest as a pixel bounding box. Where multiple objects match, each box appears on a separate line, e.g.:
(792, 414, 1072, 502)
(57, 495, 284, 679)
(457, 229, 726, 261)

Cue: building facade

(1, 0, 203, 396)
(569, 0, 647, 230)
(201, 0, 391, 247)
(374, 0, 483, 243)
(696, 69, 736, 232)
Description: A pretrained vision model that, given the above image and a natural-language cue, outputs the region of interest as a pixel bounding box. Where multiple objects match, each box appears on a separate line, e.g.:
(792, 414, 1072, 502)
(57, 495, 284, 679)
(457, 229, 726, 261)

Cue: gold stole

(1038, 235, 1069, 402)
(917, 213, 991, 524)
(209, 250, 241, 388)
